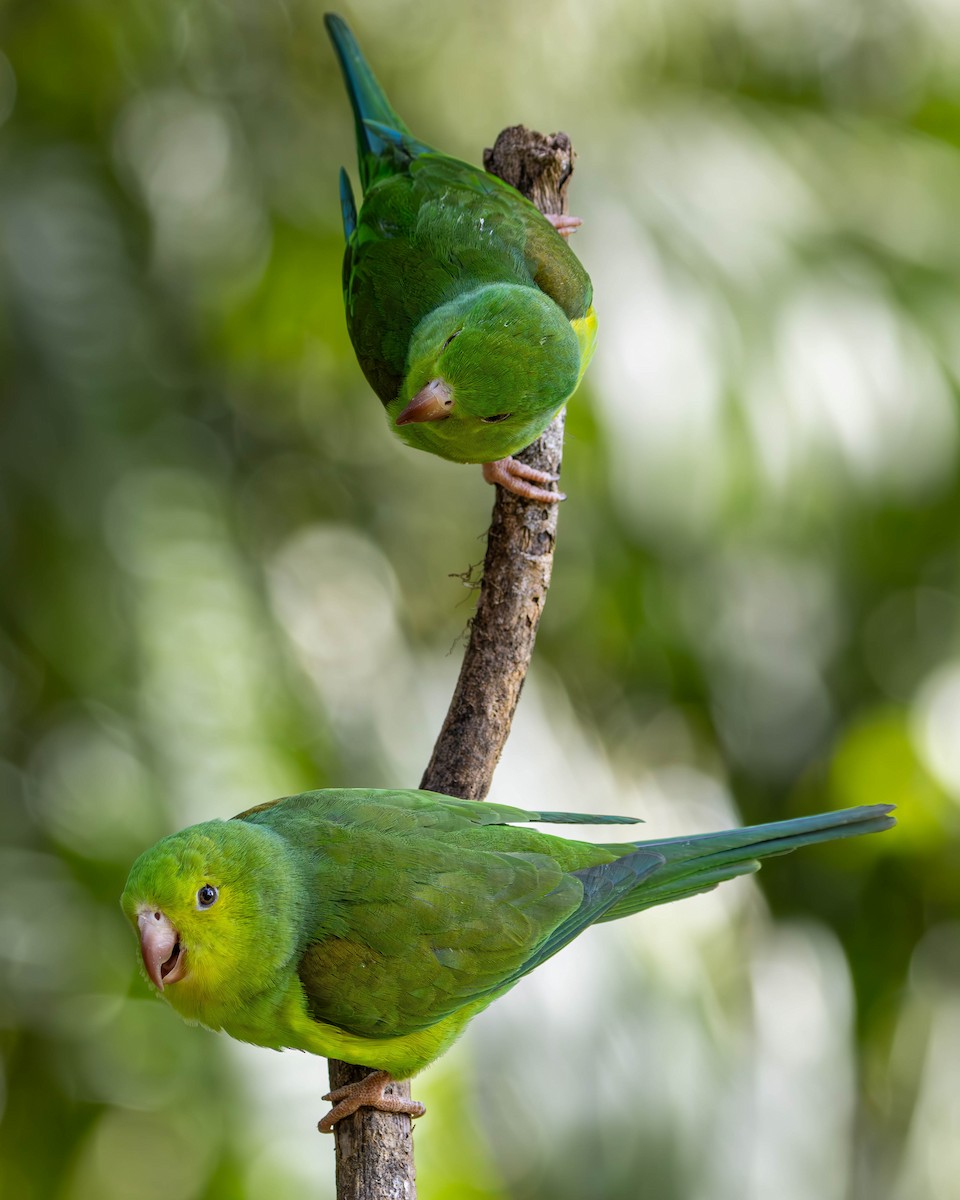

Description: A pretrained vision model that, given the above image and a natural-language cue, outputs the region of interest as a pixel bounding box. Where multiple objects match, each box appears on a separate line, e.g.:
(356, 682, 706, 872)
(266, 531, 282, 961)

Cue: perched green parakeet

(121, 788, 893, 1130)
(325, 13, 596, 503)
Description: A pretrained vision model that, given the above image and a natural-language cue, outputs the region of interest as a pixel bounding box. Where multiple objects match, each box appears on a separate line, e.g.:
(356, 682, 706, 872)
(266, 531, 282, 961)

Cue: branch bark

(329, 124, 578, 1200)
(422, 127, 575, 800)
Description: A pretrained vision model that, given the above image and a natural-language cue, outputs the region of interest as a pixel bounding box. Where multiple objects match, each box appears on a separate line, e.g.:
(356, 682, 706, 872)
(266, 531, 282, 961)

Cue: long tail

(324, 13, 413, 191)
(599, 803, 895, 922)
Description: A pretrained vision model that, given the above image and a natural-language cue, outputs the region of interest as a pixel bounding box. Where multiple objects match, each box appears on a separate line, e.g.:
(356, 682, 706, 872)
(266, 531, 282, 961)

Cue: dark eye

(480, 412, 512, 424)
(441, 331, 461, 350)
(196, 884, 218, 908)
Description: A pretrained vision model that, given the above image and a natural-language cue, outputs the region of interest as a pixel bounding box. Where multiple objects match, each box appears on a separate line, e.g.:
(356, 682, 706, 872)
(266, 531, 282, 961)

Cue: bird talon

(544, 213, 583, 238)
(318, 1070, 426, 1133)
(482, 457, 565, 503)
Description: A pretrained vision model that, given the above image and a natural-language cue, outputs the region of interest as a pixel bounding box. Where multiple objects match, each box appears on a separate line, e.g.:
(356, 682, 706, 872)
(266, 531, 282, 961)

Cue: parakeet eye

(480, 413, 512, 424)
(441, 331, 461, 350)
(196, 884, 219, 908)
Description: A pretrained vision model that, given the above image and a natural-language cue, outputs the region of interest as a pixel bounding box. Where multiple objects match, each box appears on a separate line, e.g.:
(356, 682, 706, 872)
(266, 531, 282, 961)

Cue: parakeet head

(390, 284, 582, 464)
(121, 820, 307, 1026)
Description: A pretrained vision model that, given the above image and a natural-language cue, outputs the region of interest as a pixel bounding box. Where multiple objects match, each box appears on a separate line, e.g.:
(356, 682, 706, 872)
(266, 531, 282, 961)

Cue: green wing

(233, 786, 641, 833)
(296, 836, 662, 1040)
(297, 839, 580, 1038)
(237, 789, 644, 1040)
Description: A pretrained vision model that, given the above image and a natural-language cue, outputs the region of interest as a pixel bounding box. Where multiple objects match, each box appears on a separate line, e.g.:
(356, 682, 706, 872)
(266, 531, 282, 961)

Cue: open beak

(137, 908, 187, 990)
(396, 378, 454, 425)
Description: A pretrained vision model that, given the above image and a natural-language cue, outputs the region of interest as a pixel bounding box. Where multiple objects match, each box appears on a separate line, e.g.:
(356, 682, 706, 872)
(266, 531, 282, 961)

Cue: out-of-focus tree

(1, 2, 958, 1198)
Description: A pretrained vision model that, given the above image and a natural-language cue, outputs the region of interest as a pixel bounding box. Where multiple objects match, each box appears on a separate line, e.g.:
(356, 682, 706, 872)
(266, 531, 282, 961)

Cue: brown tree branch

(422, 127, 576, 800)
(328, 124, 578, 1200)
(419, 407, 566, 798)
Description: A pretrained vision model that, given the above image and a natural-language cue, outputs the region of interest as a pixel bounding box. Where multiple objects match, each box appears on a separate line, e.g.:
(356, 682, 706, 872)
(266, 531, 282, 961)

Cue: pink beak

(396, 379, 454, 425)
(137, 908, 187, 990)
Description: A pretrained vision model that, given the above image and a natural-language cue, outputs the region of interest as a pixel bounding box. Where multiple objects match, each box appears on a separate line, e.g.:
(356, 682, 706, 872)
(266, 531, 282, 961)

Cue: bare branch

(419, 409, 566, 799)
(422, 126, 575, 801)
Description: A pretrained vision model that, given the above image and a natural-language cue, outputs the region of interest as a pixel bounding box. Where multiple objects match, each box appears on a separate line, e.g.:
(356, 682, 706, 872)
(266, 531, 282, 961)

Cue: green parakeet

(121, 787, 894, 1130)
(325, 13, 596, 503)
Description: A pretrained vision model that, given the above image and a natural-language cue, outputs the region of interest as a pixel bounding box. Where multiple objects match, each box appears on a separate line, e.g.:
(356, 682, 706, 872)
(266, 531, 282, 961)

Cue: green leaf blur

(1, 1, 958, 1197)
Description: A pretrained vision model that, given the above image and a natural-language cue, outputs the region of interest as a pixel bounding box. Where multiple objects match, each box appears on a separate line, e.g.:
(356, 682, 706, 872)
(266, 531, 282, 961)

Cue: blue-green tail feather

(362, 118, 432, 160)
(598, 803, 896, 922)
(324, 13, 415, 191)
(339, 167, 357, 239)
(497, 806, 893, 983)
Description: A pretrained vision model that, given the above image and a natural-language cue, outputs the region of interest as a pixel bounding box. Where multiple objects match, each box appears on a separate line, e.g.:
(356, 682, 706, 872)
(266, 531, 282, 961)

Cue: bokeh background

(2, 0, 959, 1197)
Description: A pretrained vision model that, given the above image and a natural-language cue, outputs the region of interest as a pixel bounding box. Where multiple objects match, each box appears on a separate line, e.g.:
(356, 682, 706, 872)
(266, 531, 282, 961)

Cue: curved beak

(137, 908, 187, 990)
(396, 379, 454, 425)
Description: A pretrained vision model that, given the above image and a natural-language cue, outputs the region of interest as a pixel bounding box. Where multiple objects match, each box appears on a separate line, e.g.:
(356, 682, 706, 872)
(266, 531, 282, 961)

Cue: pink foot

(318, 1070, 425, 1133)
(545, 213, 582, 238)
(482, 457, 565, 503)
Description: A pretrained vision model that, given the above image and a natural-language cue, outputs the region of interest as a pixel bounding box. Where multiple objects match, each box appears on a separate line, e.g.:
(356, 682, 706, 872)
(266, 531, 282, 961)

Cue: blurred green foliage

(2, 1, 959, 1197)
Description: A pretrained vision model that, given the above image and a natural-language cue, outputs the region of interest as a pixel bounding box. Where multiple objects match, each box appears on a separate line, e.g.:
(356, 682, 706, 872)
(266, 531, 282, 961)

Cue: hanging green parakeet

(121, 787, 894, 1130)
(325, 13, 596, 502)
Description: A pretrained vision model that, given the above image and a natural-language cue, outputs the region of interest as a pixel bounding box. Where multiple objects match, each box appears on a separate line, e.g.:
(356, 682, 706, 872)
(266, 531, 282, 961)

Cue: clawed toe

(482, 457, 565, 503)
(318, 1070, 426, 1133)
(544, 213, 583, 238)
